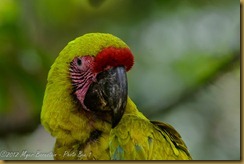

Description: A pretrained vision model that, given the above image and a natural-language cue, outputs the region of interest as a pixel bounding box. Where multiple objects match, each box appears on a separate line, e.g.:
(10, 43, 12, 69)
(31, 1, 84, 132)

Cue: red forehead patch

(94, 47, 134, 72)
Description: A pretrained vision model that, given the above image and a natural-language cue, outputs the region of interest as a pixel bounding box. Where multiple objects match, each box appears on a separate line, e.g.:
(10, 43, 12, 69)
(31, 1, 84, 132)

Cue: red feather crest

(94, 47, 134, 72)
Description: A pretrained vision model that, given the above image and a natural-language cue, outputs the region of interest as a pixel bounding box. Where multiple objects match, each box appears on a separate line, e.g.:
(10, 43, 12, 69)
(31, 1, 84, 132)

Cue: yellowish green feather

(110, 97, 192, 160)
(41, 33, 192, 160)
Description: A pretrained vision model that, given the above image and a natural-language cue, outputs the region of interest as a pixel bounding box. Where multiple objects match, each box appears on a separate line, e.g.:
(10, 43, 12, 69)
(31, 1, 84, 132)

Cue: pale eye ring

(77, 58, 82, 66)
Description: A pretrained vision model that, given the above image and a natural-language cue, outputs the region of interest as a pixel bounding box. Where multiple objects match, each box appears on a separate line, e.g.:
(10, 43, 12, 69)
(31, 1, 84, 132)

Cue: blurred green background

(0, 0, 240, 160)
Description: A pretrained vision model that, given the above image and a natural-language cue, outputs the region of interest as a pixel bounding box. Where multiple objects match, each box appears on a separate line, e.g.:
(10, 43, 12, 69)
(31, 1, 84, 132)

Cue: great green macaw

(41, 33, 192, 160)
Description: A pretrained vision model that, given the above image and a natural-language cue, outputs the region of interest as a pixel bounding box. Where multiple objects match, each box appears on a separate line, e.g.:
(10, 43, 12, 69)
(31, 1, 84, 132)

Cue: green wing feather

(109, 114, 192, 160)
(109, 114, 151, 160)
(151, 121, 192, 159)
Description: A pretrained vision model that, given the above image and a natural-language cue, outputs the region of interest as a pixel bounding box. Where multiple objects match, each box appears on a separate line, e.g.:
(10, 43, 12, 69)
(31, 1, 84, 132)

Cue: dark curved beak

(84, 66, 128, 128)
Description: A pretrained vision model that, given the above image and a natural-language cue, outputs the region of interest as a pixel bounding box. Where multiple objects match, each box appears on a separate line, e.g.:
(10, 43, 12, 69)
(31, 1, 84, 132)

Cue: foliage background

(0, 0, 240, 160)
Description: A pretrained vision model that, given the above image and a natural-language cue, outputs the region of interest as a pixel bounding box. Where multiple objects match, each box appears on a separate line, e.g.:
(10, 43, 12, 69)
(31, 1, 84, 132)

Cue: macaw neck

(52, 97, 147, 160)
(124, 97, 149, 121)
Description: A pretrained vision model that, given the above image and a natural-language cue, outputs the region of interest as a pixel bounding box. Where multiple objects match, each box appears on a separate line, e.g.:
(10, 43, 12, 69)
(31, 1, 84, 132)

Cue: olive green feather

(41, 33, 192, 160)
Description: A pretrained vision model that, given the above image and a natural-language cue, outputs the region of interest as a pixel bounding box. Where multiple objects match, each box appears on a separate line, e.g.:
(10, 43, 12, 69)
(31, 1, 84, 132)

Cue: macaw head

(41, 33, 134, 135)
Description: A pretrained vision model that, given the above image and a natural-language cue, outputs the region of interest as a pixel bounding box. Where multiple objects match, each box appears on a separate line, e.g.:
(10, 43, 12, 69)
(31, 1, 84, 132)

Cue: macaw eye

(77, 58, 82, 66)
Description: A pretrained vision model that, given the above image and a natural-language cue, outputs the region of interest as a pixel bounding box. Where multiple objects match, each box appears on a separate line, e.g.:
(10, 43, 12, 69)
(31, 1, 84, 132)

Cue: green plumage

(41, 33, 192, 160)
(109, 98, 191, 160)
